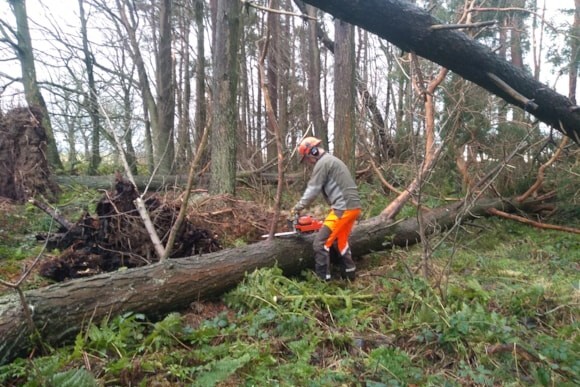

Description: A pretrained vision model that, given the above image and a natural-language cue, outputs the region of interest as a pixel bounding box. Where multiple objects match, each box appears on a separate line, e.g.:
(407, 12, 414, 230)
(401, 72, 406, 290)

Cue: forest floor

(0, 184, 578, 386)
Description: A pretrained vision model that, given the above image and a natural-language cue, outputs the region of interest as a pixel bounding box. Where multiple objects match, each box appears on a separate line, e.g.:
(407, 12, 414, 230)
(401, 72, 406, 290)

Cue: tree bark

(302, 0, 580, 144)
(0, 196, 547, 365)
(333, 19, 357, 172)
(155, 0, 176, 175)
(304, 4, 328, 147)
(194, 0, 209, 169)
(209, 0, 241, 195)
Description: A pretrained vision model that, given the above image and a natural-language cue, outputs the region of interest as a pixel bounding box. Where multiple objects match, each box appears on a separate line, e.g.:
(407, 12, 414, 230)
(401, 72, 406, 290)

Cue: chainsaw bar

(260, 231, 301, 238)
(261, 214, 323, 239)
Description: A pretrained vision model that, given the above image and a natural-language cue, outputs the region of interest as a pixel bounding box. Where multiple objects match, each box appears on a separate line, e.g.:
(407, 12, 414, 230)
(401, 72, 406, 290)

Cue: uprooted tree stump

(0, 106, 60, 202)
(37, 174, 221, 281)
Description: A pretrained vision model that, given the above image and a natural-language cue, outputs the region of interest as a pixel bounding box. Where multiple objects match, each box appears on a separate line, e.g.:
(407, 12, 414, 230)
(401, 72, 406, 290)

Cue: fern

(192, 352, 253, 387)
(142, 312, 184, 351)
(48, 368, 98, 387)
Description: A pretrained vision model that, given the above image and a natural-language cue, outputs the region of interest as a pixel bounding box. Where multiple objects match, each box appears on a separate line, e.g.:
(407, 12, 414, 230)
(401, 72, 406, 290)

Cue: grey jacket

(295, 153, 361, 211)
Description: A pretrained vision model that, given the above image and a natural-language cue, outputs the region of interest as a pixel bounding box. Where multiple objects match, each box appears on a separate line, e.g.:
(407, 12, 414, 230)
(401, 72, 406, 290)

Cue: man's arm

(294, 163, 327, 211)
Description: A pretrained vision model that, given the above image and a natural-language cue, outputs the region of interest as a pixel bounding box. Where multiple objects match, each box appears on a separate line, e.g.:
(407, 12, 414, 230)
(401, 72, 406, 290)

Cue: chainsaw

(261, 214, 323, 238)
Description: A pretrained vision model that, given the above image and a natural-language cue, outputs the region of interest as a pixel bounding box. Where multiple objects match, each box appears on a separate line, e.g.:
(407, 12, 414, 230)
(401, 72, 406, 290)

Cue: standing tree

(304, 3, 328, 147)
(570, 0, 579, 103)
(265, 0, 281, 164)
(333, 19, 356, 171)
(113, 0, 175, 175)
(174, 1, 192, 171)
(209, 0, 241, 194)
(78, 0, 102, 175)
(193, 0, 209, 169)
(156, 0, 176, 175)
(2, 0, 63, 170)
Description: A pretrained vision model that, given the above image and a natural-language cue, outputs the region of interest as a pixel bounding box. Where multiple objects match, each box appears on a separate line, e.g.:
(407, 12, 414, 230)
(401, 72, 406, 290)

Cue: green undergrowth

(1, 216, 578, 386)
(0, 187, 102, 290)
(0, 181, 578, 385)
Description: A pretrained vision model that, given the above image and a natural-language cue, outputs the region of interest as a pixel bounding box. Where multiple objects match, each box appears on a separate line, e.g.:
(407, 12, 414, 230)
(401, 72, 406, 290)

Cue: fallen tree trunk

(302, 0, 580, 144)
(0, 196, 548, 364)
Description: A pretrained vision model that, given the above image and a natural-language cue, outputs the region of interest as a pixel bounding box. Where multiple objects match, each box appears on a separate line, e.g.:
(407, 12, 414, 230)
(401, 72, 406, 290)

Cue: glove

(292, 205, 303, 217)
(288, 206, 301, 229)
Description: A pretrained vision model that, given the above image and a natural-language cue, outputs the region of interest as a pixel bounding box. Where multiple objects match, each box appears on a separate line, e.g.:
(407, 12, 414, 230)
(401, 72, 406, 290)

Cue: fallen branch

(487, 208, 580, 235)
(29, 198, 75, 230)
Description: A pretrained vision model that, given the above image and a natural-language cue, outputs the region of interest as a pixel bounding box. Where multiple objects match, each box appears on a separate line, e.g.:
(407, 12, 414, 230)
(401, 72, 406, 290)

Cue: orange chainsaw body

(294, 215, 323, 233)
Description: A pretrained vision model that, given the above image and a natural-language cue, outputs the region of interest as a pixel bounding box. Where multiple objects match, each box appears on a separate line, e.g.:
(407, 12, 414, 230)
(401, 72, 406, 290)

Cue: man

(292, 137, 361, 281)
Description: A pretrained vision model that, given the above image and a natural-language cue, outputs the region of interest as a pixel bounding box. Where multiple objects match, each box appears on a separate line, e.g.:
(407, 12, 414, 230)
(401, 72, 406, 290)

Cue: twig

(368, 157, 421, 208)
(28, 198, 74, 230)
(257, 29, 285, 240)
(241, 0, 316, 20)
(98, 101, 166, 260)
(161, 120, 210, 260)
(430, 20, 496, 31)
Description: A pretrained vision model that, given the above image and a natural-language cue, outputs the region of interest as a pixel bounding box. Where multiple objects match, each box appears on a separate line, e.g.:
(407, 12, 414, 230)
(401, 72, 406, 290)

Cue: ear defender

(310, 147, 319, 156)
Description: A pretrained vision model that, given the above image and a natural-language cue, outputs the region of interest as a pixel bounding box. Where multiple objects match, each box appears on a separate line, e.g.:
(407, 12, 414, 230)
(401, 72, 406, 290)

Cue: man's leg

(313, 225, 332, 280)
(327, 209, 360, 281)
(341, 247, 356, 281)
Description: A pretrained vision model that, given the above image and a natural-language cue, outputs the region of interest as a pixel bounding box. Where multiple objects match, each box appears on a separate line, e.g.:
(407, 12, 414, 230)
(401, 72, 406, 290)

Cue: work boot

(340, 247, 356, 281)
(342, 268, 356, 281)
(315, 264, 331, 281)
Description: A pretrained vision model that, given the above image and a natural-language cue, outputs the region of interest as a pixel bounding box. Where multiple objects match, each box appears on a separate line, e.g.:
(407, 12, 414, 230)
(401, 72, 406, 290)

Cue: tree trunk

(333, 19, 357, 172)
(155, 0, 176, 175)
(116, 0, 158, 173)
(194, 0, 209, 169)
(302, 0, 580, 144)
(304, 4, 327, 147)
(209, 0, 241, 194)
(570, 0, 579, 104)
(175, 3, 192, 172)
(0, 196, 548, 365)
(54, 171, 304, 191)
(265, 0, 280, 164)
(79, 0, 101, 175)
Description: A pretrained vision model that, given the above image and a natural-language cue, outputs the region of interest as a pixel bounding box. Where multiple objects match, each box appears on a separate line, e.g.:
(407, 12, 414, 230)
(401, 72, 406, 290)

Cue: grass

(0, 188, 578, 386)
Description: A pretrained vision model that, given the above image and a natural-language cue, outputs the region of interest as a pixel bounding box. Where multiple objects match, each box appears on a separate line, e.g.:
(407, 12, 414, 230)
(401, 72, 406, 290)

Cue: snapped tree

(301, 0, 580, 143)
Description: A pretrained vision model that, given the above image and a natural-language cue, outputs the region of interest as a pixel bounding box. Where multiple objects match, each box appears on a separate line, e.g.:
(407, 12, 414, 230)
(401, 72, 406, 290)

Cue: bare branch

(242, 0, 316, 20)
(430, 20, 496, 31)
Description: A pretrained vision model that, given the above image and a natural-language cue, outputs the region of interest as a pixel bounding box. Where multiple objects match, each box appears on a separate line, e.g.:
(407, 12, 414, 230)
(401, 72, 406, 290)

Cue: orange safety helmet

(297, 137, 322, 162)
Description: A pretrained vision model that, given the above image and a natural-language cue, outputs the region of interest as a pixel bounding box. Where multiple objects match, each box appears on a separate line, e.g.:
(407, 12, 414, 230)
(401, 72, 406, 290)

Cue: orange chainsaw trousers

(322, 208, 361, 254)
(312, 208, 360, 280)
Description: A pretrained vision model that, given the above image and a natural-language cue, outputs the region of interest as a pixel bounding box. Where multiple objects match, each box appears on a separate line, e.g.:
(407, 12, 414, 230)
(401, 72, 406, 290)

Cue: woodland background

(0, 0, 576, 189)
